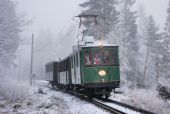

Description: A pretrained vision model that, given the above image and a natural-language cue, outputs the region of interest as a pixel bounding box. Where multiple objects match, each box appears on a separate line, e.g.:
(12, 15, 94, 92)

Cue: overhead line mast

(76, 14, 98, 28)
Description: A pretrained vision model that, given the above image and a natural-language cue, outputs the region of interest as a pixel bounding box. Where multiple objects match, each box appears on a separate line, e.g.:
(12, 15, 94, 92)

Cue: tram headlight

(98, 70, 106, 76)
(98, 40, 104, 47)
(98, 41, 103, 45)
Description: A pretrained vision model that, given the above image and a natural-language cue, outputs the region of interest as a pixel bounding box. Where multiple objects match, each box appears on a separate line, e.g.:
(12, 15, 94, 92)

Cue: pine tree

(143, 16, 160, 87)
(118, 0, 138, 86)
(79, 0, 119, 39)
(0, 0, 23, 66)
(160, 1, 170, 81)
(136, 4, 148, 86)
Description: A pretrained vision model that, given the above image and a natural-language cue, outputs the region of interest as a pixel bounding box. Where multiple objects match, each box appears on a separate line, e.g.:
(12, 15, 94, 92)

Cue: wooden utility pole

(30, 34, 34, 86)
(155, 52, 159, 85)
(143, 39, 150, 86)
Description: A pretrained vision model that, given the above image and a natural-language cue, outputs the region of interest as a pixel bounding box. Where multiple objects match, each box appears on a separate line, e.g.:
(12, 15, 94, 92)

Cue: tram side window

(74, 55, 76, 67)
(111, 49, 118, 64)
(59, 63, 61, 71)
(63, 61, 65, 71)
(71, 56, 73, 68)
(76, 53, 78, 67)
(61, 62, 64, 71)
(85, 51, 92, 65)
(60, 63, 62, 71)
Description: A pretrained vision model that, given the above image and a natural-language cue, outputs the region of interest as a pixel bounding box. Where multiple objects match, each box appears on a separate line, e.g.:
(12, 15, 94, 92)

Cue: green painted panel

(83, 66, 120, 83)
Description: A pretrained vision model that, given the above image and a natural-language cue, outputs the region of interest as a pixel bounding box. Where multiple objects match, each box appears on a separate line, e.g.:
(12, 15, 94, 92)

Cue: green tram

(45, 41, 120, 98)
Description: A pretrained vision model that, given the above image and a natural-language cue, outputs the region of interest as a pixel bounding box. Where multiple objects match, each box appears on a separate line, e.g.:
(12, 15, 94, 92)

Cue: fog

(14, 0, 168, 35)
(11, 0, 169, 80)
(0, 1, 170, 113)
(1, 0, 169, 83)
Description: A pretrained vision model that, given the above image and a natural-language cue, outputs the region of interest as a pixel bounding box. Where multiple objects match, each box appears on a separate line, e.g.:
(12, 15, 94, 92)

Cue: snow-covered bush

(159, 77, 170, 88)
(0, 76, 29, 103)
(122, 88, 169, 114)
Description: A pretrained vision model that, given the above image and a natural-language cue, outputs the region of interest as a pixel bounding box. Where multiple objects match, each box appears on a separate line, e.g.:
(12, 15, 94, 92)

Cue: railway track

(94, 97, 156, 114)
(89, 99, 126, 114)
(67, 92, 126, 114)
(40, 82, 156, 114)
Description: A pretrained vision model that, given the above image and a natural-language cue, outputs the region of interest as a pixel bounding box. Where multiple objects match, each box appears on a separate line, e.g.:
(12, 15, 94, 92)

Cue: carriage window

(76, 53, 78, 66)
(71, 56, 73, 68)
(74, 55, 76, 67)
(112, 49, 118, 64)
(85, 51, 92, 65)
(64, 61, 66, 71)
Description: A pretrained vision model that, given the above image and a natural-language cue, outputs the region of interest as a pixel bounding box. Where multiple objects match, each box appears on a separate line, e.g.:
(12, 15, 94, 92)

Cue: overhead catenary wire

(57, 7, 81, 39)
(33, 7, 82, 55)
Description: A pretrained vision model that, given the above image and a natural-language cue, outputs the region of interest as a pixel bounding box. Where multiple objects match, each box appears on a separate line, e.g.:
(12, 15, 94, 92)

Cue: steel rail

(89, 99, 126, 114)
(96, 97, 156, 114)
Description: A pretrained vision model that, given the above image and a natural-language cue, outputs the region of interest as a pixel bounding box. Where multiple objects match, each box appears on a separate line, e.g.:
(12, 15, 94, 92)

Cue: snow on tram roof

(77, 36, 118, 47)
(78, 40, 118, 47)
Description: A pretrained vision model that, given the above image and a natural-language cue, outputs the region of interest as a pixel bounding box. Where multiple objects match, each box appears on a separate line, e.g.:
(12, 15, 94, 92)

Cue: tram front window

(84, 48, 118, 66)
(85, 51, 92, 65)
(93, 50, 116, 65)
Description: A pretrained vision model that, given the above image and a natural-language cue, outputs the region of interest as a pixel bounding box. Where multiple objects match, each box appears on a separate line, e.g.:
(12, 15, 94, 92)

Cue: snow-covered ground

(110, 86, 170, 114)
(0, 80, 170, 114)
(0, 81, 109, 114)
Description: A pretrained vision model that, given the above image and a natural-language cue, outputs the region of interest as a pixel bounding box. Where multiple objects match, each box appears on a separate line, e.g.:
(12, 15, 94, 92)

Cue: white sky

(14, 0, 169, 37)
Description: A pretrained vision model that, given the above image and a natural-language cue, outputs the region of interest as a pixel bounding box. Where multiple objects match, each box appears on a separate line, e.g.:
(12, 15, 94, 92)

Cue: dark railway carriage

(45, 61, 58, 86)
(57, 57, 71, 88)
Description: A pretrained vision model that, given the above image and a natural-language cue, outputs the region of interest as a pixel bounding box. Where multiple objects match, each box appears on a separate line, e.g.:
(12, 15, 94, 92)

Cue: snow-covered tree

(79, 0, 119, 39)
(136, 4, 148, 86)
(159, 1, 170, 84)
(0, 0, 28, 103)
(143, 16, 160, 87)
(0, 0, 23, 66)
(136, 4, 161, 88)
(118, 0, 138, 86)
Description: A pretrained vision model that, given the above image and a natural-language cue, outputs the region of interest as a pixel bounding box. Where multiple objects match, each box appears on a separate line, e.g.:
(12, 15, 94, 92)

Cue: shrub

(0, 76, 29, 103)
